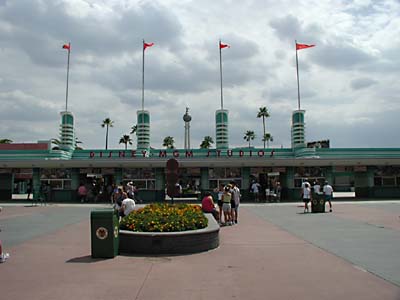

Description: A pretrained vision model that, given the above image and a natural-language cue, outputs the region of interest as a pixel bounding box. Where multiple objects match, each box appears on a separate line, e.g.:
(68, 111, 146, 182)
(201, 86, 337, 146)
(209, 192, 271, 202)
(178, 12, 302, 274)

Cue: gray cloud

(311, 43, 374, 70)
(350, 77, 378, 90)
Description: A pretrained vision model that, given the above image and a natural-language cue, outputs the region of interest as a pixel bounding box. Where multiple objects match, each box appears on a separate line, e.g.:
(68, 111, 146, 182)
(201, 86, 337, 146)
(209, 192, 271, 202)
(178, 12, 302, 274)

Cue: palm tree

(130, 125, 137, 135)
(119, 134, 132, 150)
(257, 107, 270, 149)
(200, 136, 214, 149)
(101, 118, 114, 150)
(244, 130, 256, 148)
(262, 133, 274, 148)
(130, 124, 137, 147)
(163, 136, 175, 149)
(0, 139, 12, 144)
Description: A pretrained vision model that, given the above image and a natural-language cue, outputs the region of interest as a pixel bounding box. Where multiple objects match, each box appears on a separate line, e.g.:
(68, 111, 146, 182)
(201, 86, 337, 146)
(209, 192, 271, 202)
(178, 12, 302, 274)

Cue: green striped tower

(291, 110, 306, 149)
(59, 111, 75, 151)
(137, 110, 150, 150)
(216, 109, 229, 149)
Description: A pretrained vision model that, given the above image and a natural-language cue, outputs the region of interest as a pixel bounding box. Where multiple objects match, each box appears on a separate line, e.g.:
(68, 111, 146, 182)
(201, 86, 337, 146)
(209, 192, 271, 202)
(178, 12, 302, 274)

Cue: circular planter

(119, 214, 219, 255)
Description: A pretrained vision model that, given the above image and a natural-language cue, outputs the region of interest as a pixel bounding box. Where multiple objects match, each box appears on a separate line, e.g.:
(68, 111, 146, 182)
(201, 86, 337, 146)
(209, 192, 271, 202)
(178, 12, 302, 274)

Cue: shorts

(230, 200, 236, 209)
(222, 202, 231, 212)
(217, 200, 223, 207)
(325, 195, 332, 201)
(303, 198, 310, 203)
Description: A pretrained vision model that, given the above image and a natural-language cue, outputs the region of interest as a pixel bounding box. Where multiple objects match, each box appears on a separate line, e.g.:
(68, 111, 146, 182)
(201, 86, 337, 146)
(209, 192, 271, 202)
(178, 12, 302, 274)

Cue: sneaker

(0, 253, 9, 263)
(329, 209, 332, 212)
(235, 220, 238, 224)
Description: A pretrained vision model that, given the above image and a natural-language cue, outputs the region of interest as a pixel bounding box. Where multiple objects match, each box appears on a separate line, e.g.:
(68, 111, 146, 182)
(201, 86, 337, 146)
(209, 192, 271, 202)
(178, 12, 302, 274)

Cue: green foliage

(200, 136, 214, 149)
(163, 136, 175, 149)
(120, 203, 208, 232)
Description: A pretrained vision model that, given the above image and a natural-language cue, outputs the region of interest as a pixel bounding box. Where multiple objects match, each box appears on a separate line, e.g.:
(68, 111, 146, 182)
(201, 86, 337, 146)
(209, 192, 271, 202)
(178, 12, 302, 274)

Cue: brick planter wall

(119, 214, 219, 255)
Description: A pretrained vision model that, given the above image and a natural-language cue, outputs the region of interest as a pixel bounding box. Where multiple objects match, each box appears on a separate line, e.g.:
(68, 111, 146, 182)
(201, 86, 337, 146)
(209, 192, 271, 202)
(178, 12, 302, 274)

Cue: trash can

(311, 194, 325, 213)
(90, 209, 119, 258)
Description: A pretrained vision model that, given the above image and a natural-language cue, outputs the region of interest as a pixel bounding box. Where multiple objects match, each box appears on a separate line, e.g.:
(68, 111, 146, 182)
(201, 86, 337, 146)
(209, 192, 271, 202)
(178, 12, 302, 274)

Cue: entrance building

(1, 144, 400, 202)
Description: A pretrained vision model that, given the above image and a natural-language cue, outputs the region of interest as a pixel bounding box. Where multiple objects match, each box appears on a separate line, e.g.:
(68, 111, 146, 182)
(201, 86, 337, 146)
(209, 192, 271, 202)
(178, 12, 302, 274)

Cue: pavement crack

(134, 262, 154, 300)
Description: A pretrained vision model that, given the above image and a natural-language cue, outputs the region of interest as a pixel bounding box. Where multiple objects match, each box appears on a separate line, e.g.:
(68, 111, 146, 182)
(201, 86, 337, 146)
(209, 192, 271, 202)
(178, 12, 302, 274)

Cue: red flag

(296, 43, 315, 50)
(144, 42, 154, 50)
(219, 42, 230, 49)
(62, 44, 70, 50)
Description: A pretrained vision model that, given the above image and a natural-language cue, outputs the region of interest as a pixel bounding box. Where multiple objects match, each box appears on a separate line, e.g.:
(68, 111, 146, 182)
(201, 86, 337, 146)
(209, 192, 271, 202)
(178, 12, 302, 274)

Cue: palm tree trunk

(105, 125, 109, 150)
(267, 139, 269, 148)
(125, 143, 127, 150)
(263, 116, 266, 149)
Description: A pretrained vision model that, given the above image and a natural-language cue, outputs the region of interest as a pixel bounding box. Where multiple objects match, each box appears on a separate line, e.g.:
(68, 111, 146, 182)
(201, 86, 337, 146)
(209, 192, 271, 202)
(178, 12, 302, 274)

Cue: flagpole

(65, 42, 70, 112)
(219, 40, 224, 110)
(295, 40, 301, 110)
(142, 39, 145, 112)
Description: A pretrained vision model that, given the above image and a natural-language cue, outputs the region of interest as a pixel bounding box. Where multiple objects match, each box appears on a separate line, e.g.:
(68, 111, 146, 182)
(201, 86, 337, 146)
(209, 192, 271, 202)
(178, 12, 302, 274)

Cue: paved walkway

(0, 202, 399, 300)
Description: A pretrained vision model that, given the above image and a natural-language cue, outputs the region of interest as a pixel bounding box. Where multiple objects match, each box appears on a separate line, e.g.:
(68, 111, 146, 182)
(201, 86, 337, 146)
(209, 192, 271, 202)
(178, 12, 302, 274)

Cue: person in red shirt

(201, 192, 219, 221)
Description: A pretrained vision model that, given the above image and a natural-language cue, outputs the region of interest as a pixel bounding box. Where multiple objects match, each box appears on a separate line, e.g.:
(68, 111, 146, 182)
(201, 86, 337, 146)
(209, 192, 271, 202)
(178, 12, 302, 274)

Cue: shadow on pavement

(66, 255, 110, 263)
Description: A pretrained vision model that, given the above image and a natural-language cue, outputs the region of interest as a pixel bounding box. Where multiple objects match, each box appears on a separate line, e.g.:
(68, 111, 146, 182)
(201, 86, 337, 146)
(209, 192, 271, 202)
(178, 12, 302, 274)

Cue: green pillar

(291, 110, 306, 149)
(200, 167, 209, 190)
(155, 168, 165, 190)
(137, 110, 150, 151)
(325, 167, 333, 184)
(114, 168, 123, 185)
(285, 167, 295, 189)
(32, 168, 41, 201)
(366, 167, 374, 187)
(60, 111, 75, 151)
(70, 168, 80, 190)
(215, 109, 229, 149)
(354, 167, 374, 198)
(241, 167, 250, 190)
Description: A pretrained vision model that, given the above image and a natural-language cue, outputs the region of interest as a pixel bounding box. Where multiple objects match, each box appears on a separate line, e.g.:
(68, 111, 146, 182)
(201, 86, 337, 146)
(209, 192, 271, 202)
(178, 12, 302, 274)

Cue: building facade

(1, 143, 400, 202)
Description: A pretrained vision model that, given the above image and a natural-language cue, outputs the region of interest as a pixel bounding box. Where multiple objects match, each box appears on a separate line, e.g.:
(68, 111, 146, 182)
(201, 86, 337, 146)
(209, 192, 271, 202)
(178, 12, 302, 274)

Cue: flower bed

(120, 203, 208, 232)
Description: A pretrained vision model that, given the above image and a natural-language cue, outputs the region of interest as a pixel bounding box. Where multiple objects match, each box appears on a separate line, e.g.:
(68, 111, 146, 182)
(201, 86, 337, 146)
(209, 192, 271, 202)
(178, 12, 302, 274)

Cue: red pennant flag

(143, 42, 154, 50)
(296, 43, 315, 50)
(62, 44, 70, 50)
(219, 42, 230, 49)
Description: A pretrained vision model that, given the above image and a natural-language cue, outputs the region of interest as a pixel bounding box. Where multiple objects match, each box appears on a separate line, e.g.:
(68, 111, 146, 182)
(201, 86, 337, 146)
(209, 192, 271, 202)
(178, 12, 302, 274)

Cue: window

(40, 169, 71, 190)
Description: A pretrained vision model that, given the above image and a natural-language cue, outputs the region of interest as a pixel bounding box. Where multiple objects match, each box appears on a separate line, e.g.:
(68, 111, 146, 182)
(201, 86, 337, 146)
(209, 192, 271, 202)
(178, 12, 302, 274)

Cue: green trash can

(90, 209, 119, 258)
(311, 194, 325, 213)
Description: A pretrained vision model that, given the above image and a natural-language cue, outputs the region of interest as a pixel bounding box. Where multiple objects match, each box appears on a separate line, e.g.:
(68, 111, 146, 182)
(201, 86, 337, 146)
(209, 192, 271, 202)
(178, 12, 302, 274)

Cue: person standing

(230, 181, 241, 224)
(275, 182, 282, 202)
(301, 182, 312, 213)
(26, 180, 32, 201)
(323, 181, 333, 212)
(313, 181, 321, 195)
(250, 180, 261, 202)
(215, 184, 225, 224)
(77, 183, 87, 203)
(221, 186, 233, 225)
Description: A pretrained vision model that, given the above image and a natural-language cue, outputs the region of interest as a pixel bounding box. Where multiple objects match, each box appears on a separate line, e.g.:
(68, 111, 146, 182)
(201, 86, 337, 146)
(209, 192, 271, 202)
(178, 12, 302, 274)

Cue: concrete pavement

(0, 201, 399, 300)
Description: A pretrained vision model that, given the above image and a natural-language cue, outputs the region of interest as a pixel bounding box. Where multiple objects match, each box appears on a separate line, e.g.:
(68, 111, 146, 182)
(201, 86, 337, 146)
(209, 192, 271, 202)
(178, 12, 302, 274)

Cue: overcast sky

(0, 0, 399, 150)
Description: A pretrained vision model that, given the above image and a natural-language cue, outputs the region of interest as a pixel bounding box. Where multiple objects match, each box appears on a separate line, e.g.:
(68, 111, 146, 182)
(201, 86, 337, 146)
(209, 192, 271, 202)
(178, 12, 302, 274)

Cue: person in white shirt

(230, 181, 241, 224)
(323, 181, 333, 212)
(301, 182, 312, 213)
(120, 197, 136, 217)
(313, 181, 321, 195)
